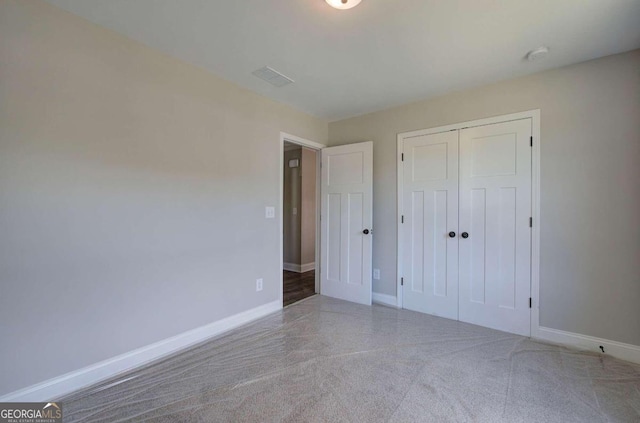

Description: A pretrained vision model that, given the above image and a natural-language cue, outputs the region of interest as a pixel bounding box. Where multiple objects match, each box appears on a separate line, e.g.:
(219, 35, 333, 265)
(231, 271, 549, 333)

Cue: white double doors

(400, 118, 532, 336)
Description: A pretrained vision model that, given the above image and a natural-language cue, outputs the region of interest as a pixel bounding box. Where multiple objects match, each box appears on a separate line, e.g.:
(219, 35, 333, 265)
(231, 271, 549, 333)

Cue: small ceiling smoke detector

(252, 66, 294, 87)
(326, 0, 362, 10)
(526, 46, 550, 62)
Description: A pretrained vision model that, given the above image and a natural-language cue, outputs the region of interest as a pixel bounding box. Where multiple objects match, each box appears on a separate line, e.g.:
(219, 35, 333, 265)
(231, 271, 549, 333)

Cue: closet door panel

(401, 131, 459, 319)
(458, 119, 532, 336)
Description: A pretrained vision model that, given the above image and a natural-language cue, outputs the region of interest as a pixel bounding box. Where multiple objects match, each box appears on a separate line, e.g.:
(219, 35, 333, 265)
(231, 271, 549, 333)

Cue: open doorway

(282, 141, 318, 306)
(279, 133, 372, 308)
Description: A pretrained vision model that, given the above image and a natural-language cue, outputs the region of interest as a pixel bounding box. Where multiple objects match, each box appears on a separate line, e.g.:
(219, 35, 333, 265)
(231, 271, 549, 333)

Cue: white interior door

(320, 141, 373, 305)
(401, 131, 459, 319)
(458, 119, 532, 336)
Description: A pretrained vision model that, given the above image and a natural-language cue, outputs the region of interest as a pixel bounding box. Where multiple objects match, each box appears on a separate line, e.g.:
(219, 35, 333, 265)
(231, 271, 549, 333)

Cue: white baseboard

(283, 262, 300, 272)
(0, 300, 282, 402)
(535, 326, 640, 365)
(300, 262, 315, 273)
(283, 262, 315, 273)
(372, 293, 399, 308)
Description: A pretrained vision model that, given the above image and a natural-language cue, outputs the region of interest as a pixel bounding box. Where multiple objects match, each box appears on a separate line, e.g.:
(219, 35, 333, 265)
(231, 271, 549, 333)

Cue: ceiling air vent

(252, 66, 294, 87)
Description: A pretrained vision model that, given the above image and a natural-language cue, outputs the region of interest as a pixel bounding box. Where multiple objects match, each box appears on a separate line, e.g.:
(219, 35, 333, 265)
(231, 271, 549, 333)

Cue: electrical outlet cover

(265, 207, 275, 219)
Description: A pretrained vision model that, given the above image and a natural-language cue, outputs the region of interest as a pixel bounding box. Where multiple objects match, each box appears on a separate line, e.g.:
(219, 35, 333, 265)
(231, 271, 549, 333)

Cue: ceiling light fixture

(526, 46, 550, 62)
(325, 0, 362, 10)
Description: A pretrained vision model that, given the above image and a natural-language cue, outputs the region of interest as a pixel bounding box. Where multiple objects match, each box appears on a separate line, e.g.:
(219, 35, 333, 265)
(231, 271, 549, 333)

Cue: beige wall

(300, 148, 317, 266)
(283, 147, 316, 267)
(0, 0, 327, 396)
(283, 148, 302, 265)
(329, 49, 640, 346)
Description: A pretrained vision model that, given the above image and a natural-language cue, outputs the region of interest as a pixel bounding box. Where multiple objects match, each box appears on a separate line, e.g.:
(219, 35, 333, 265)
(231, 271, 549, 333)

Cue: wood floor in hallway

(283, 270, 315, 306)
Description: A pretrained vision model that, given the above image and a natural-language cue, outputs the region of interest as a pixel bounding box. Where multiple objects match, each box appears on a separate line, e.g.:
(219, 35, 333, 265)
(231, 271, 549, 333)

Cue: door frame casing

(279, 132, 326, 307)
(396, 110, 541, 337)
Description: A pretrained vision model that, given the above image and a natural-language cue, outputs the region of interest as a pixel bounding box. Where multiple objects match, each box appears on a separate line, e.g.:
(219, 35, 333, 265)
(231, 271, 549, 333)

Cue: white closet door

(320, 141, 373, 305)
(401, 131, 459, 319)
(458, 119, 532, 336)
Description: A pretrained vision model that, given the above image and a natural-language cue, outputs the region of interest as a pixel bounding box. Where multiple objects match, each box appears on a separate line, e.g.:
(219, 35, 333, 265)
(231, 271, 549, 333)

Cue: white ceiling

(45, 0, 640, 121)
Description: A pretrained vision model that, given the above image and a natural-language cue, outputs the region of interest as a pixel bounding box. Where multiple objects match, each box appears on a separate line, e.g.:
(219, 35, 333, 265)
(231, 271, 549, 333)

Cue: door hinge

(530, 136, 533, 147)
(529, 297, 532, 308)
(401, 215, 404, 224)
(401, 277, 404, 286)
(401, 153, 404, 161)
(529, 217, 533, 228)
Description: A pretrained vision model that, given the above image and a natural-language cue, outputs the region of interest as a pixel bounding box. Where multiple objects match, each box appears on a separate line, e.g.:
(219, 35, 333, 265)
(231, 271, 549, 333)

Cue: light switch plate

(256, 278, 263, 291)
(373, 269, 380, 280)
(265, 206, 275, 218)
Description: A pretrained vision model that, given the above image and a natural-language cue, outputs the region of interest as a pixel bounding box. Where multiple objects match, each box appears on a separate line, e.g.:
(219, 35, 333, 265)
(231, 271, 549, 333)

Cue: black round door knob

(461, 232, 469, 239)
(449, 232, 456, 238)
(363, 229, 370, 235)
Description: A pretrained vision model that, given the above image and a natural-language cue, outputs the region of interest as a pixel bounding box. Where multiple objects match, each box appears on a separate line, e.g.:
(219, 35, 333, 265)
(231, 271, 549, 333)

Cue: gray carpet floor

(61, 295, 640, 422)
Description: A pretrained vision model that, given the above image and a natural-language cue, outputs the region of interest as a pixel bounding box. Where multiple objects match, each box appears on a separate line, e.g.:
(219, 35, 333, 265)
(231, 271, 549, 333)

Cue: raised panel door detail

(410, 191, 425, 294)
(470, 188, 486, 304)
(412, 142, 448, 181)
(327, 152, 364, 186)
(433, 190, 448, 297)
(326, 193, 341, 281)
(471, 133, 517, 177)
(347, 193, 364, 285)
(498, 187, 517, 310)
